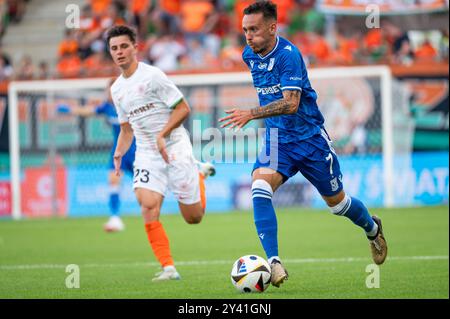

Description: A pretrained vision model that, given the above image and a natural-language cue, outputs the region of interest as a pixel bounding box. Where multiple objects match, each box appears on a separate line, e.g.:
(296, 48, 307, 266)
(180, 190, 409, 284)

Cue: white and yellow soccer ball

(230, 255, 271, 293)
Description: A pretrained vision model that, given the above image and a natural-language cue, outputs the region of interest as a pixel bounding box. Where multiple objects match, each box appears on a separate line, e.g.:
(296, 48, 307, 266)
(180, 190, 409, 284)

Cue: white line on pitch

(0, 255, 447, 271)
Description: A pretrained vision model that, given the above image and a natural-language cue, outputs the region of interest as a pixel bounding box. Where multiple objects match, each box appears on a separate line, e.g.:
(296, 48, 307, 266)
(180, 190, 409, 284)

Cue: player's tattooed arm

(219, 89, 301, 130)
(250, 90, 301, 119)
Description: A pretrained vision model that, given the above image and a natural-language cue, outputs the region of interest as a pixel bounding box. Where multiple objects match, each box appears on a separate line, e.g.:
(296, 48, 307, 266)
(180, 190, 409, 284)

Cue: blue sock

(252, 179, 278, 260)
(109, 189, 120, 216)
(330, 194, 377, 237)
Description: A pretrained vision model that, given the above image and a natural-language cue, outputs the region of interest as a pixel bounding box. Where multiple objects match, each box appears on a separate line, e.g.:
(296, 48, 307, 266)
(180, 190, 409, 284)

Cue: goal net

(7, 65, 413, 219)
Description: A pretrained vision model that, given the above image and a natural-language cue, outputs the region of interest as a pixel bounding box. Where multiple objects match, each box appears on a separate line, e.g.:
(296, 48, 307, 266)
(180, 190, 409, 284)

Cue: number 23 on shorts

(134, 168, 150, 184)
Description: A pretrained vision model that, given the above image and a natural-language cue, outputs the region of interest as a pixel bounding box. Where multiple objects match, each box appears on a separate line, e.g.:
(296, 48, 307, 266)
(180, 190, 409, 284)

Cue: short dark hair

(243, 1, 277, 21)
(106, 25, 137, 47)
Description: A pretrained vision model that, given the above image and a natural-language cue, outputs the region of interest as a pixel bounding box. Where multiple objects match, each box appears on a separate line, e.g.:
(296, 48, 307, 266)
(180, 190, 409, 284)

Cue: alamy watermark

(65, 4, 80, 29)
(365, 4, 380, 29)
(65, 264, 80, 289)
(192, 120, 279, 170)
(365, 264, 380, 288)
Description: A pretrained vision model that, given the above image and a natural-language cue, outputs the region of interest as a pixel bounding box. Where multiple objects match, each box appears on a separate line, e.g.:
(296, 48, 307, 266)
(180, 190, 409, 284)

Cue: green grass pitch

(0, 205, 448, 299)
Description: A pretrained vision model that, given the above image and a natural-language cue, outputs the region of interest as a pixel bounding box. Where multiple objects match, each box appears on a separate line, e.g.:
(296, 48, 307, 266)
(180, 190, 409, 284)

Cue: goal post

(8, 78, 111, 220)
(8, 65, 403, 219)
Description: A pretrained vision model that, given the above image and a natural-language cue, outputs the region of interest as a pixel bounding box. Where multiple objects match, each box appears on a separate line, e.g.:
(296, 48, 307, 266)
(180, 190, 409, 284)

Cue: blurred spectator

(233, 0, 253, 32)
(383, 20, 414, 65)
(37, 61, 50, 79)
(362, 28, 387, 63)
(77, 4, 100, 58)
(90, 0, 111, 16)
(220, 32, 245, 69)
(439, 29, 449, 61)
(15, 55, 34, 80)
(83, 49, 104, 76)
(7, 0, 26, 23)
(334, 31, 361, 65)
(0, 54, 12, 80)
(291, 31, 311, 56)
(393, 34, 414, 65)
(180, 0, 217, 46)
(309, 32, 332, 65)
(128, 0, 151, 37)
(0, 0, 8, 37)
(415, 38, 438, 62)
(180, 37, 218, 70)
(83, 50, 115, 76)
(101, 2, 126, 30)
(153, 0, 181, 36)
(146, 34, 186, 72)
(56, 53, 81, 78)
(274, 0, 295, 33)
(207, 4, 232, 57)
(288, 4, 325, 35)
(79, 4, 98, 33)
(58, 29, 79, 57)
(212, 4, 232, 38)
(0, 46, 11, 66)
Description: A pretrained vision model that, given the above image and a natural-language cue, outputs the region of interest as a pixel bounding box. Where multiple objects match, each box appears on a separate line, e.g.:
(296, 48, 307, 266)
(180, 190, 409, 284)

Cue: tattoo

(250, 90, 301, 119)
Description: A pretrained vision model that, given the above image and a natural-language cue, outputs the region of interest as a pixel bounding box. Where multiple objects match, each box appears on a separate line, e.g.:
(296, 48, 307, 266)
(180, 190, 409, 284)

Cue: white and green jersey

(111, 62, 186, 153)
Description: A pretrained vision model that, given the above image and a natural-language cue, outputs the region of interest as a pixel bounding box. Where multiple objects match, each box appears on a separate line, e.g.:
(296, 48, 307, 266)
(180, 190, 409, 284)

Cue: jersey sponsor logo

(289, 76, 302, 81)
(256, 84, 282, 95)
(137, 84, 146, 95)
(267, 58, 275, 71)
(258, 62, 268, 70)
(128, 103, 155, 118)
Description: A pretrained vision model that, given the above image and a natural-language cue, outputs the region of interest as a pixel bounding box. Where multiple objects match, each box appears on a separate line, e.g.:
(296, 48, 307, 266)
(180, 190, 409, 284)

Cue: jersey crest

(267, 58, 275, 71)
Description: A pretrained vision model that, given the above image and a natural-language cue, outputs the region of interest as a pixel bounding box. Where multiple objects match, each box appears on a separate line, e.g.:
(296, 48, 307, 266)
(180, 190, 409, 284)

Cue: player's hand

(156, 134, 169, 164)
(113, 152, 123, 177)
(56, 104, 71, 114)
(218, 108, 253, 131)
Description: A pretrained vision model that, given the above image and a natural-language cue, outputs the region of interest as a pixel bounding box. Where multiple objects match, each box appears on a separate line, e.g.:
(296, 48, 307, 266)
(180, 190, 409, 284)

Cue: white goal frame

(8, 65, 393, 219)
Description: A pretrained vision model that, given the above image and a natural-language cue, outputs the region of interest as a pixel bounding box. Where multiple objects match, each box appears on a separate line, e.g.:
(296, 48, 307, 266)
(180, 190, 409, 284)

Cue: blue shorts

(108, 146, 135, 175)
(253, 129, 343, 197)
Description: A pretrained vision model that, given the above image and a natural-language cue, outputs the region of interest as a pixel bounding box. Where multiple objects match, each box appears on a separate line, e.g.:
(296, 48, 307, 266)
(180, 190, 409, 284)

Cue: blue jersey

(95, 101, 121, 145)
(242, 36, 324, 144)
(95, 100, 136, 173)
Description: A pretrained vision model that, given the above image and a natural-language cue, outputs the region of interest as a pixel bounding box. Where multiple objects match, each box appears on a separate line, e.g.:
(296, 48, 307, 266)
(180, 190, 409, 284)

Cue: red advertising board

(21, 167, 67, 217)
(0, 182, 11, 216)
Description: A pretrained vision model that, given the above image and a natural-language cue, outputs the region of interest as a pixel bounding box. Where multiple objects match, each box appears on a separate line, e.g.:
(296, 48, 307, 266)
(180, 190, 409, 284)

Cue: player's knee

(183, 205, 204, 224)
(138, 196, 160, 221)
(141, 205, 160, 222)
(324, 190, 346, 207)
(185, 217, 202, 224)
(328, 192, 351, 215)
(185, 211, 203, 224)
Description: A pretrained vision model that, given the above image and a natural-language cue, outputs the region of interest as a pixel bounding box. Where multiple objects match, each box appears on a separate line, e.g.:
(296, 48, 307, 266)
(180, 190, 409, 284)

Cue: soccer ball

(230, 255, 271, 293)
